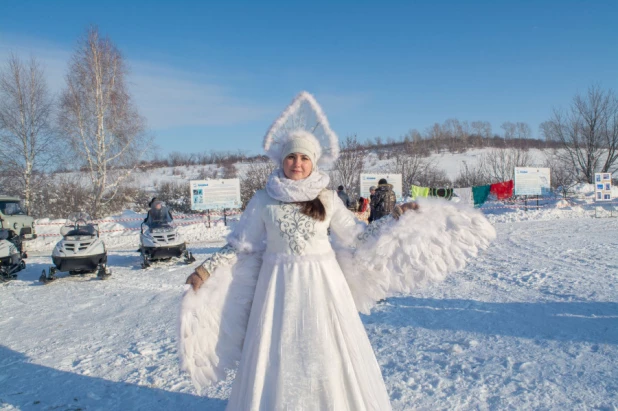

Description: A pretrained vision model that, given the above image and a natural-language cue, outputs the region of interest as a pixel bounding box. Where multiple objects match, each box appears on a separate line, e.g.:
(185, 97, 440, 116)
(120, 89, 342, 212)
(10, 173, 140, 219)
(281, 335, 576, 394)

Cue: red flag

(490, 180, 514, 200)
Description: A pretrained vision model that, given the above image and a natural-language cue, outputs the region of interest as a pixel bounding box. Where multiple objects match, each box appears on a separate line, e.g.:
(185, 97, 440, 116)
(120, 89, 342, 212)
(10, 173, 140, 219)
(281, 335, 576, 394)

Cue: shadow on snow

(365, 297, 618, 345)
(0, 346, 226, 411)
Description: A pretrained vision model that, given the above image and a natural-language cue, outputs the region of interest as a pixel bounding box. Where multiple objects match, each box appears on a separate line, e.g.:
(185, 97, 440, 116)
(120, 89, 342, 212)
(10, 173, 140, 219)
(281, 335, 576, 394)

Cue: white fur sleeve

(330, 196, 496, 314)
(179, 252, 262, 393)
(178, 192, 266, 393)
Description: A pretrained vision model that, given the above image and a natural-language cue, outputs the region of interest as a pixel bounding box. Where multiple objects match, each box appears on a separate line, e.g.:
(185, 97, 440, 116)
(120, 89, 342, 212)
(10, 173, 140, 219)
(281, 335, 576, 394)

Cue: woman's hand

(401, 202, 419, 212)
(186, 272, 205, 291)
(186, 265, 210, 291)
(392, 202, 419, 220)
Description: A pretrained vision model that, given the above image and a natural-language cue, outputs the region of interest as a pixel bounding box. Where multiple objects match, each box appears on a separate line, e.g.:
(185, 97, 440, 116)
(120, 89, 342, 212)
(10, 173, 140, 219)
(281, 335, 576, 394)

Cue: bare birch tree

(240, 160, 275, 208)
(58, 27, 150, 217)
(543, 86, 618, 183)
(470, 121, 485, 138)
(329, 135, 365, 197)
(394, 143, 432, 190)
(402, 128, 422, 143)
(0, 55, 56, 210)
(515, 122, 532, 140)
(454, 160, 488, 187)
(538, 121, 554, 143)
(543, 149, 579, 198)
(470, 120, 491, 147)
(479, 148, 531, 183)
(501, 121, 516, 140)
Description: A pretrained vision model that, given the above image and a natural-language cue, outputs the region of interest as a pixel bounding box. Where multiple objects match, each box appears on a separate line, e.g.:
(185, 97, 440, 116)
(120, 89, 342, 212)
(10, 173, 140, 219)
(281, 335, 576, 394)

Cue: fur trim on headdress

(263, 91, 339, 168)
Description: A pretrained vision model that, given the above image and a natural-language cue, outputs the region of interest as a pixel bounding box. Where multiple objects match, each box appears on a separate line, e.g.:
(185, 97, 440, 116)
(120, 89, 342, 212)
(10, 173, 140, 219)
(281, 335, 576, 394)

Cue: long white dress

(179, 189, 496, 410)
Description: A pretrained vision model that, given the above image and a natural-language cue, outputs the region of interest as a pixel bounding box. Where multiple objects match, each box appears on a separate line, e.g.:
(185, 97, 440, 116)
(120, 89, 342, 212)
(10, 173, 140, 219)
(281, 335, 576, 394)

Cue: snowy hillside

(1, 192, 617, 410)
(83, 147, 549, 191)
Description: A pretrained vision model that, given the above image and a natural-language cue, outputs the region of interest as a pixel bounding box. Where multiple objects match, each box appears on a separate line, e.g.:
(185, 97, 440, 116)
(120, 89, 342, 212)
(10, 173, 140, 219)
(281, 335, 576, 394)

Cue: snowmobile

(40, 212, 111, 284)
(0, 229, 26, 282)
(139, 201, 195, 269)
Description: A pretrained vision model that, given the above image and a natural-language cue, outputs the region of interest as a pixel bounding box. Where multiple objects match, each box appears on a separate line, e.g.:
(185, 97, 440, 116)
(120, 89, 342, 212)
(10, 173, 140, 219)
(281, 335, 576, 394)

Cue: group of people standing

(336, 178, 397, 223)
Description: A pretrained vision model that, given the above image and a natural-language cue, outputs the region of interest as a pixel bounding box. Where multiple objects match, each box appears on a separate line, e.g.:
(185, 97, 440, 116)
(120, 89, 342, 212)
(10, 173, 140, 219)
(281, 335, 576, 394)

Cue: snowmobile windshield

(60, 213, 98, 238)
(0, 201, 26, 216)
(146, 202, 173, 230)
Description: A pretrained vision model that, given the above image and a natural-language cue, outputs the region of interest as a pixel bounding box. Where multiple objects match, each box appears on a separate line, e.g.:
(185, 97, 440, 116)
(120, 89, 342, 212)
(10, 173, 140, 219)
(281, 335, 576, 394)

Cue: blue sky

(1, 0, 617, 156)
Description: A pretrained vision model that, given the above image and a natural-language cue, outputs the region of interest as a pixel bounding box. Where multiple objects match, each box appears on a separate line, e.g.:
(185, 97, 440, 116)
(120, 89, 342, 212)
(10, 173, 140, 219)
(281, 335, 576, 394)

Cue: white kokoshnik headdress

(263, 91, 340, 168)
(263, 91, 338, 203)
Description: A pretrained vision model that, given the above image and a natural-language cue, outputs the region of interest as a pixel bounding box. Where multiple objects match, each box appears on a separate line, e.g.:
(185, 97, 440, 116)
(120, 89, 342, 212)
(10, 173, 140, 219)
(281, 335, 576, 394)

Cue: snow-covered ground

(1, 197, 617, 410)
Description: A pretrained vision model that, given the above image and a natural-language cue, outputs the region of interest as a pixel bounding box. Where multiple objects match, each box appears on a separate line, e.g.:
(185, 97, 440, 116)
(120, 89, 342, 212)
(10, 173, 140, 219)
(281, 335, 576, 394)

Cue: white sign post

(514, 167, 551, 196)
(594, 172, 612, 202)
(190, 179, 241, 211)
(360, 174, 403, 201)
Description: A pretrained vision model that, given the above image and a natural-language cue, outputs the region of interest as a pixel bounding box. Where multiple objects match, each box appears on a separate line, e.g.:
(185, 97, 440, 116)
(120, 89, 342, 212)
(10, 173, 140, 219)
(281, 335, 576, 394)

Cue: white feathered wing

(178, 192, 267, 393)
(332, 196, 496, 314)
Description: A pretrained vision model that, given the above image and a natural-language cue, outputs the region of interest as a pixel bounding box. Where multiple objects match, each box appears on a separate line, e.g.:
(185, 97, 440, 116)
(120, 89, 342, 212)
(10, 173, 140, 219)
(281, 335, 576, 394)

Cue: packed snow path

(1, 218, 617, 410)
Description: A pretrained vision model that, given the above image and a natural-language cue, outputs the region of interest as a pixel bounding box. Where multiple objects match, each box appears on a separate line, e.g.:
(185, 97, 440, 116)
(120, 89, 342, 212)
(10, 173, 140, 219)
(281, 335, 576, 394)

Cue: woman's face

(283, 152, 313, 180)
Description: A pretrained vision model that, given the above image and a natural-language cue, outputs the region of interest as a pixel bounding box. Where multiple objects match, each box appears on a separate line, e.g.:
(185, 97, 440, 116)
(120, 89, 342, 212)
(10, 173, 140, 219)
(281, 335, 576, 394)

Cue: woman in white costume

(180, 92, 496, 410)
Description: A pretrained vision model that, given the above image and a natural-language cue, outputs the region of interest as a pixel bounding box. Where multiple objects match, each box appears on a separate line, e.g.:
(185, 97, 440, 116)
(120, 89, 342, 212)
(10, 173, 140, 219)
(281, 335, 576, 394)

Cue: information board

(514, 167, 551, 196)
(594, 173, 613, 202)
(190, 179, 241, 210)
(360, 174, 403, 200)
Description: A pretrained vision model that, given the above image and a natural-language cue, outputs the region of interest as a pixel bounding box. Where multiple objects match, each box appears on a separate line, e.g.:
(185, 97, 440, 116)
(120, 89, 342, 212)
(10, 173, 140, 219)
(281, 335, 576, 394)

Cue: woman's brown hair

(297, 197, 326, 221)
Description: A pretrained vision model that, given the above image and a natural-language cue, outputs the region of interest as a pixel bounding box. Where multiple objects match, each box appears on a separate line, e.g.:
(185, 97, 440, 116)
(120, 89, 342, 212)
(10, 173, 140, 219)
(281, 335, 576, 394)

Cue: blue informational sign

(594, 173, 613, 202)
(190, 179, 241, 210)
(514, 168, 551, 196)
(360, 174, 403, 201)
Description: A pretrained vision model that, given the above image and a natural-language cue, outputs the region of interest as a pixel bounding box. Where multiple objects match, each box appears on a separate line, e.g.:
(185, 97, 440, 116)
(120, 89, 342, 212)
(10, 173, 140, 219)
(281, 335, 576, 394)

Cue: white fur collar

(265, 168, 330, 203)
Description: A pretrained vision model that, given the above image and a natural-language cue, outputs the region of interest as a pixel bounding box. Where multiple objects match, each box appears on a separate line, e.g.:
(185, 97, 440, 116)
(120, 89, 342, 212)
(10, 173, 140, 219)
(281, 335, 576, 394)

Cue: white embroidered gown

(228, 190, 391, 410)
(179, 189, 496, 410)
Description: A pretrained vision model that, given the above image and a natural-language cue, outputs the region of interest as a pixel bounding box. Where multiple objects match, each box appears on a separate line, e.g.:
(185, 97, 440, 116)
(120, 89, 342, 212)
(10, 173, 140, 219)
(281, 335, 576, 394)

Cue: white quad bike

(40, 213, 111, 283)
(139, 201, 195, 269)
(0, 195, 37, 258)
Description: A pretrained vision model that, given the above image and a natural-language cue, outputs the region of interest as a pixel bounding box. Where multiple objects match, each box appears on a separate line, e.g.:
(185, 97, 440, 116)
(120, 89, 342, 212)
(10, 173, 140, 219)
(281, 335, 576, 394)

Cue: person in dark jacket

(143, 198, 173, 225)
(369, 179, 396, 222)
(368, 186, 377, 222)
(143, 198, 157, 224)
(337, 185, 351, 208)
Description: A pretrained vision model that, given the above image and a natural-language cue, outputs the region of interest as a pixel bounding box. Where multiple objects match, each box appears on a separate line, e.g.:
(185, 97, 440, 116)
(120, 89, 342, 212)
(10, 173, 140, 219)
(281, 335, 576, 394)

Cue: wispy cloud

(0, 34, 273, 129)
(128, 62, 272, 128)
(0, 34, 71, 93)
(315, 91, 371, 116)
(0, 33, 372, 149)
